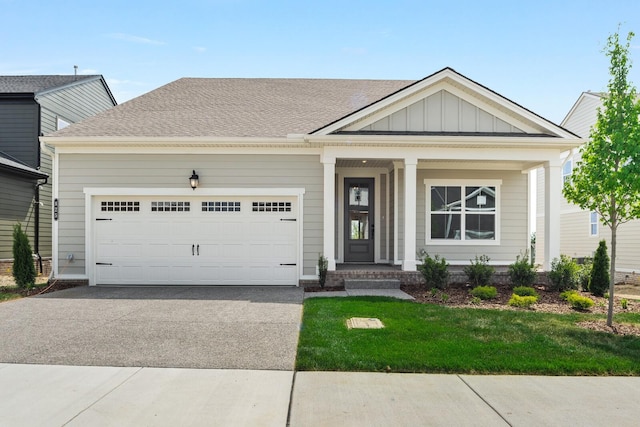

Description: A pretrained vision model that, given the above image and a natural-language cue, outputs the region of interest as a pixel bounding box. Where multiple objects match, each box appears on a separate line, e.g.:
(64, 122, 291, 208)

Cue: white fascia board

(52, 145, 321, 155)
(322, 144, 576, 163)
(41, 135, 306, 147)
(84, 187, 306, 197)
(306, 134, 582, 151)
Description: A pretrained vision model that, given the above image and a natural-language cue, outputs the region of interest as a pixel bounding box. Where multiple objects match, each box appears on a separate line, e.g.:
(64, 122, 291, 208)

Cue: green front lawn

(296, 297, 640, 375)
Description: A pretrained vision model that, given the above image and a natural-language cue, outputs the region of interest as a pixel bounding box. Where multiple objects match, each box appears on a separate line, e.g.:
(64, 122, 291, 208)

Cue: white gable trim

(313, 68, 577, 139)
(560, 91, 603, 127)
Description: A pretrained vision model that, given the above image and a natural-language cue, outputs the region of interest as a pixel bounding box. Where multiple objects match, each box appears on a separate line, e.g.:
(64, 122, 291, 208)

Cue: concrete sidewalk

(2, 364, 639, 426)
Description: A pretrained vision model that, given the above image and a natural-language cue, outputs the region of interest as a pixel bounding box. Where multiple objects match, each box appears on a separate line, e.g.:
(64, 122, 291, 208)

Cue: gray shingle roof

(51, 78, 415, 138)
(0, 75, 101, 94)
(0, 152, 48, 179)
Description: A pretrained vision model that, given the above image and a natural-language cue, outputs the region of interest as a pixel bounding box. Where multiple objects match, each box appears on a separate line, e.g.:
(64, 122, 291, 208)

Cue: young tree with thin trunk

(563, 30, 640, 327)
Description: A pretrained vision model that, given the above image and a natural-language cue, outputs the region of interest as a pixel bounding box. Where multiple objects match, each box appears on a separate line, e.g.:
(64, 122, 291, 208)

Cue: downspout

(34, 100, 43, 274)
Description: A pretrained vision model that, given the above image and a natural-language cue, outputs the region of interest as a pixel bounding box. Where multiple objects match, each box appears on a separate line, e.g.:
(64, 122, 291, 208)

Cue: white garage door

(93, 196, 298, 285)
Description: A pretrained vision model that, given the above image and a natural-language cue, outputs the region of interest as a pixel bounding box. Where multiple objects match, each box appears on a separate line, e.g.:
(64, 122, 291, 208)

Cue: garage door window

(101, 201, 140, 212)
(252, 201, 291, 212)
(151, 201, 191, 212)
(202, 201, 241, 212)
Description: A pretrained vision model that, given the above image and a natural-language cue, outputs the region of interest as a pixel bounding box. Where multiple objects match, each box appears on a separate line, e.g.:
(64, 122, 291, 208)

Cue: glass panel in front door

(349, 210, 369, 239)
(349, 185, 369, 206)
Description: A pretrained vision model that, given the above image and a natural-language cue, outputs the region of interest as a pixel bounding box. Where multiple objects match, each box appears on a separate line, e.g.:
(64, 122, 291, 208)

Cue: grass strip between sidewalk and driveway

(296, 297, 640, 375)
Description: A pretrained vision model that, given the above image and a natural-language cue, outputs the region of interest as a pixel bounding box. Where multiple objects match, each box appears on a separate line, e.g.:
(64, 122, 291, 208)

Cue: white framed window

(562, 159, 572, 184)
(56, 116, 70, 130)
(590, 211, 598, 236)
(425, 179, 501, 245)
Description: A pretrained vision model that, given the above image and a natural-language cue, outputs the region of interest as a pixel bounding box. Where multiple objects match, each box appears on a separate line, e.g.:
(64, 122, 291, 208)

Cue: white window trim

(424, 179, 502, 246)
(562, 159, 572, 184)
(589, 211, 599, 237)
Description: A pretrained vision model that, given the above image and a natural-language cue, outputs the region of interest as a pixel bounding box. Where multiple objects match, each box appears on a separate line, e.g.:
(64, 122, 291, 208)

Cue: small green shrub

(12, 223, 36, 289)
(418, 253, 449, 290)
(440, 293, 450, 303)
(566, 293, 594, 311)
(464, 255, 495, 287)
(589, 240, 610, 297)
(470, 296, 481, 305)
(470, 285, 498, 300)
(508, 294, 538, 309)
(318, 254, 328, 288)
(548, 255, 579, 291)
(513, 286, 538, 298)
(508, 251, 537, 288)
(621, 299, 629, 310)
(576, 258, 593, 291)
(559, 290, 578, 301)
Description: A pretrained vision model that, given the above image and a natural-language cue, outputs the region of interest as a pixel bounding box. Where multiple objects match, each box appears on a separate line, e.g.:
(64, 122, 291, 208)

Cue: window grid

(202, 201, 241, 212)
(101, 201, 140, 212)
(252, 201, 292, 212)
(429, 185, 496, 241)
(151, 201, 191, 212)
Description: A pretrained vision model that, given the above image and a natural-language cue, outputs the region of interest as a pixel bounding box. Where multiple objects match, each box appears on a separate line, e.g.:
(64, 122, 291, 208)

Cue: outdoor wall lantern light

(189, 170, 199, 190)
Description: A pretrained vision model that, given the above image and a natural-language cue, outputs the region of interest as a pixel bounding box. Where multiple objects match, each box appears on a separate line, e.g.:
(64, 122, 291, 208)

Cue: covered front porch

(320, 148, 565, 273)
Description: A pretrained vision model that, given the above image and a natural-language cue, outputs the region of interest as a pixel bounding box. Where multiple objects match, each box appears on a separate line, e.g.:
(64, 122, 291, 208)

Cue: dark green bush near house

(548, 255, 579, 291)
(508, 251, 537, 288)
(318, 254, 328, 288)
(576, 258, 593, 291)
(470, 285, 497, 300)
(566, 293, 595, 311)
(508, 294, 538, 309)
(418, 253, 449, 290)
(464, 255, 494, 287)
(589, 240, 610, 297)
(12, 223, 36, 289)
(512, 286, 538, 298)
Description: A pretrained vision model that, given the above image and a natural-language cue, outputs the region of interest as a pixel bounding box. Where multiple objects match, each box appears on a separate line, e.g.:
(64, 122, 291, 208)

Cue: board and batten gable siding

(362, 90, 525, 134)
(56, 153, 322, 276)
(417, 169, 528, 263)
(0, 98, 39, 167)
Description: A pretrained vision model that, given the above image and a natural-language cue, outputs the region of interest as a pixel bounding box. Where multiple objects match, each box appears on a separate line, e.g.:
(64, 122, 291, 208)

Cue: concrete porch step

(343, 279, 401, 290)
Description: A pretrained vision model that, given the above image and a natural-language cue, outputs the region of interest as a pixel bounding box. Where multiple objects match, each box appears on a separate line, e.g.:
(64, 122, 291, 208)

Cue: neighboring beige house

(42, 68, 580, 286)
(536, 91, 640, 283)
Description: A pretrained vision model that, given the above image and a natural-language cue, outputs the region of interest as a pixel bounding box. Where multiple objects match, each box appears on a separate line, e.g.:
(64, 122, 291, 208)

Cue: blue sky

(2, 0, 639, 124)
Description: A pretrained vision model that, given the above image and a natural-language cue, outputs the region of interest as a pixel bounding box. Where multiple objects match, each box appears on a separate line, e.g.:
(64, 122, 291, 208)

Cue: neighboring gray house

(536, 91, 640, 283)
(43, 68, 581, 286)
(0, 75, 116, 270)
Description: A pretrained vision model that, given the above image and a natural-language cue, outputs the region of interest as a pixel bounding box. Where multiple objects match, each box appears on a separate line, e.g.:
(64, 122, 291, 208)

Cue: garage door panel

(94, 196, 299, 286)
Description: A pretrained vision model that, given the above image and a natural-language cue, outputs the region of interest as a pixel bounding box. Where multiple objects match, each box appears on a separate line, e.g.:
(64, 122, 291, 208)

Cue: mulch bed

(1, 280, 84, 298)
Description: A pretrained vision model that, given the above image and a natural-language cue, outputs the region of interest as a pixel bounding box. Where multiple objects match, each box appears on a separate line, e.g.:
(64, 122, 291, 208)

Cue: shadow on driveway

(0, 286, 304, 370)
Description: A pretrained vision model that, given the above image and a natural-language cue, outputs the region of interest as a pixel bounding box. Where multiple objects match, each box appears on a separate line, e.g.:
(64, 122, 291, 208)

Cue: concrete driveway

(0, 286, 304, 370)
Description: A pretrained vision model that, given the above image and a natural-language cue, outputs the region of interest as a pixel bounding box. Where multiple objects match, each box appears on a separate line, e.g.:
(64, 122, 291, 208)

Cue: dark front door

(344, 178, 374, 263)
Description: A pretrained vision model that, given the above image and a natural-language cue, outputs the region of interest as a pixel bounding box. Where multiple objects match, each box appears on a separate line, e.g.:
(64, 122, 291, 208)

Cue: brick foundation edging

(301, 270, 551, 288)
(0, 257, 52, 277)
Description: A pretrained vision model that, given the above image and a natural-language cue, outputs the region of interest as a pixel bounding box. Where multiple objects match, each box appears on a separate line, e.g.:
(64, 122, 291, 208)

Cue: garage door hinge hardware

(280, 218, 296, 221)
(96, 262, 113, 265)
(96, 218, 113, 221)
(280, 263, 297, 266)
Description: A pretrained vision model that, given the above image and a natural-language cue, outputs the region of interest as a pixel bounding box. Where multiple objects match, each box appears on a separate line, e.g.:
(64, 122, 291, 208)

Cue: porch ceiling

(336, 159, 394, 168)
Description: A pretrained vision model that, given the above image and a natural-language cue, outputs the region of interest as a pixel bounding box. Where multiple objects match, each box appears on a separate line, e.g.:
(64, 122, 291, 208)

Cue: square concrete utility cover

(347, 317, 384, 329)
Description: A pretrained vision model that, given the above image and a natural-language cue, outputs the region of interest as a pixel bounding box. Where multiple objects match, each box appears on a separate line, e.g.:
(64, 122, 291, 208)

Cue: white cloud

(108, 33, 165, 45)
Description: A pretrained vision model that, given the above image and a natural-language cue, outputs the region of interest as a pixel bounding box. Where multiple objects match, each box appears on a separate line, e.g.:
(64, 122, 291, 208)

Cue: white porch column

(322, 156, 337, 271)
(403, 156, 418, 271)
(544, 160, 561, 270)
